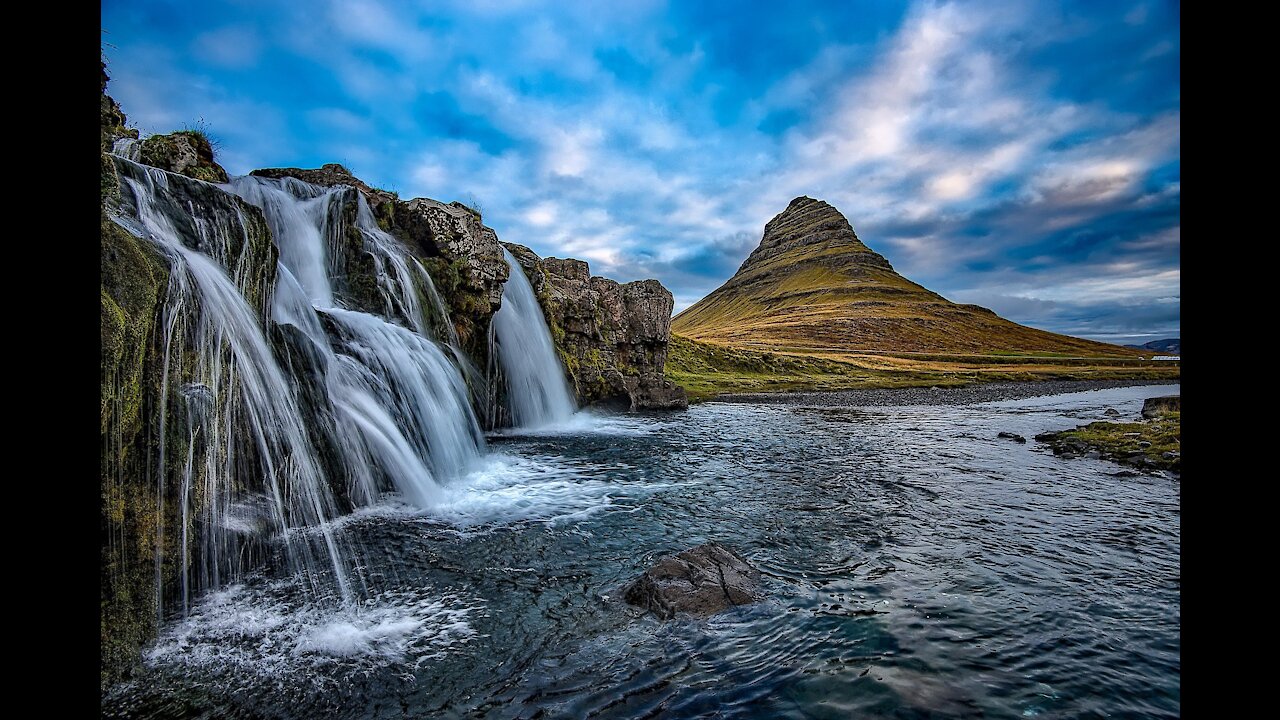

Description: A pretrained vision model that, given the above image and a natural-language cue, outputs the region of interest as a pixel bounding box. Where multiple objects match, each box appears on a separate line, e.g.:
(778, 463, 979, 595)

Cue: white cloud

(191, 25, 262, 69)
(523, 202, 558, 227)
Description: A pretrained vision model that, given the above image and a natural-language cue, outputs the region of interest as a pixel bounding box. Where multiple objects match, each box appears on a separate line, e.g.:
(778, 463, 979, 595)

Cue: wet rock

(250, 164, 509, 356)
(1142, 395, 1180, 419)
(1104, 408, 1121, 417)
(623, 543, 761, 619)
(997, 432, 1027, 443)
(504, 243, 688, 411)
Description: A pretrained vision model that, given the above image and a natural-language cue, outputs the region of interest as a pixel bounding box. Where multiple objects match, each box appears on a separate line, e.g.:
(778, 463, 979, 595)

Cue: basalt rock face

(503, 244, 688, 411)
(250, 165, 508, 359)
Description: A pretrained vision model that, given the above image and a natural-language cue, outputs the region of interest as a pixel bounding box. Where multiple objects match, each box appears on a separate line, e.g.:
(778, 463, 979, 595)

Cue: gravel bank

(712, 379, 1180, 407)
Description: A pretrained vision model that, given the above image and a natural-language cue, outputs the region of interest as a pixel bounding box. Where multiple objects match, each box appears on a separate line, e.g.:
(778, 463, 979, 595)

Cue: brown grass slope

(672, 196, 1143, 358)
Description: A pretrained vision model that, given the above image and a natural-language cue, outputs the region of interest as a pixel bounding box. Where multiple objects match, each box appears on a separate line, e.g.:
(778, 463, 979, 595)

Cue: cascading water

(492, 248, 577, 428)
(224, 175, 486, 505)
(112, 137, 142, 161)
(112, 159, 352, 612)
(106, 157, 495, 619)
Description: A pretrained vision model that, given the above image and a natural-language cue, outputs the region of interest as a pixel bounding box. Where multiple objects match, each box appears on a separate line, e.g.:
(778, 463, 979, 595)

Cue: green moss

(101, 211, 171, 687)
(1040, 413, 1180, 472)
(100, 215, 169, 435)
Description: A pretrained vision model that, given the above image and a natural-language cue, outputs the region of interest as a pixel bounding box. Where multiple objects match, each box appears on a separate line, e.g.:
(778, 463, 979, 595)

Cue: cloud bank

(102, 0, 1179, 341)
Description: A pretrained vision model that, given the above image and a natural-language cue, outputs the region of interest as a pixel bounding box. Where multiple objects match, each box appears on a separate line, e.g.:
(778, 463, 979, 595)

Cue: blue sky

(102, 0, 1179, 343)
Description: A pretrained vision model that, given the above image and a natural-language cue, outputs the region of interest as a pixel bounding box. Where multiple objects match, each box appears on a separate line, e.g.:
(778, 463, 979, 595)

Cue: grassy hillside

(667, 335, 1180, 402)
(672, 197, 1145, 358)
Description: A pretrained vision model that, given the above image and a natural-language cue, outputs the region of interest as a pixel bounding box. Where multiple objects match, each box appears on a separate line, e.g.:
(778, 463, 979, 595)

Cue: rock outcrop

(137, 131, 229, 184)
(1142, 395, 1180, 419)
(100, 62, 138, 151)
(504, 244, 688, 410)
(623, 543, 761, 619)
(1034, 409, 1181, 474)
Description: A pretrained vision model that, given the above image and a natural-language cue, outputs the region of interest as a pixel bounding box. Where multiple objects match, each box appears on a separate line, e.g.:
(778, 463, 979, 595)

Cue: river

(104, 382, 1180, 719)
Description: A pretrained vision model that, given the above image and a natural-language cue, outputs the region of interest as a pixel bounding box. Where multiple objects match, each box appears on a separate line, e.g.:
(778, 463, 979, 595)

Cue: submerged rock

(1104, 408, 1121, 417)
(1142, 395, 1180, 419)
(997, 432, 1027, 443)
(623, 543, 761, 619)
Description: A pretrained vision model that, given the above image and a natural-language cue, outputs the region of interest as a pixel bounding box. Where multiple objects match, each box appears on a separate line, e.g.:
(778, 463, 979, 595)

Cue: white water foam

(487, 409, 661, 438)
(147, 581, 480, 683)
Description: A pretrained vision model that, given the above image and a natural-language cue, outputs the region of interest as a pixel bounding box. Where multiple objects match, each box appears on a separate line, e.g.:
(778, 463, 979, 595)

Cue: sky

(102, 0, 1180, 344)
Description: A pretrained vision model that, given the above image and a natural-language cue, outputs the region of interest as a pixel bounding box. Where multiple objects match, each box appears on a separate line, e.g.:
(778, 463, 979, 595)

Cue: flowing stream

(103, 383, 1180, 719)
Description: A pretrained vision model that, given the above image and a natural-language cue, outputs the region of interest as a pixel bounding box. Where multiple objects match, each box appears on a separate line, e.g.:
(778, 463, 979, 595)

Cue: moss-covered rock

(1035, 411, 1181, 473)
(137, 131, 229, 184)
(100, 207, 171, 688)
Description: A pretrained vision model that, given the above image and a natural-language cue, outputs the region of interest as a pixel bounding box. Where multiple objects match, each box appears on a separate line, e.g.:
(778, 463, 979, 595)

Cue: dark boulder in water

(997, 432, 1027, 443)
(1142, 395, 1180, 419)
(623, 543, 761, 619)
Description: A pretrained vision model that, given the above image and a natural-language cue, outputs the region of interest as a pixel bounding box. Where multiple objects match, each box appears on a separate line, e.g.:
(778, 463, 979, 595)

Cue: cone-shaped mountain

(672, 196, 1137, 356)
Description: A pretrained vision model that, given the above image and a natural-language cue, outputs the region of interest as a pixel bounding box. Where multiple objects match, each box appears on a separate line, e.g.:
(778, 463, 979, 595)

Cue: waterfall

(113, 160, 352, 611)
(106, 157, 492, 617)
(223, 174, 486, 505)
(112, 137, 141, 161)
(493, 248, 577, 428)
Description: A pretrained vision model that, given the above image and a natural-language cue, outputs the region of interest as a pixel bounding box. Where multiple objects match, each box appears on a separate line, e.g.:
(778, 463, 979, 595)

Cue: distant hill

(672, 196, 1142, 357)
(1126, 338, 1180, 355)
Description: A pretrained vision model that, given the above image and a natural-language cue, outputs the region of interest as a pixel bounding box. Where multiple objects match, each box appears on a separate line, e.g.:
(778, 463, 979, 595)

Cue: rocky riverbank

(1034, 396, 1181, 473)
(715, 379, 1177, 407)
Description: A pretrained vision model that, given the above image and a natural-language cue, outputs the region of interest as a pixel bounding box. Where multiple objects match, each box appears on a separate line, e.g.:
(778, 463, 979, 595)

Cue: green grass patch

(1039, 412, 1180, 472)
(666, 335, 1180, 402)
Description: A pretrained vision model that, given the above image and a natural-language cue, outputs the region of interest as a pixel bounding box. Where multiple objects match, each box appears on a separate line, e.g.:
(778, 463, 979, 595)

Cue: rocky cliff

(504, 244, 688, 410)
